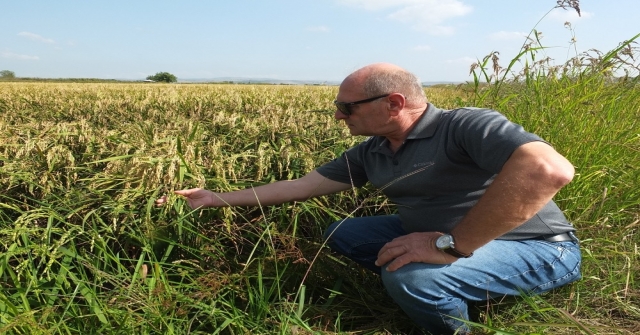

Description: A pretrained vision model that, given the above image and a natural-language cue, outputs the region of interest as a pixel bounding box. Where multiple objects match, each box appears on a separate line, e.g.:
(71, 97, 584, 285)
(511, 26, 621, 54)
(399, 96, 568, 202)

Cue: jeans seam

(472, 241, 580, 291)
(531, 242, 582, 291)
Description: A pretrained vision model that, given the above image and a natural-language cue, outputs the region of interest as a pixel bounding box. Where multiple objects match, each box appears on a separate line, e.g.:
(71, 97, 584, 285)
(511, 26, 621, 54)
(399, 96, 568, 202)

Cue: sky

(2, 0, 639, 83)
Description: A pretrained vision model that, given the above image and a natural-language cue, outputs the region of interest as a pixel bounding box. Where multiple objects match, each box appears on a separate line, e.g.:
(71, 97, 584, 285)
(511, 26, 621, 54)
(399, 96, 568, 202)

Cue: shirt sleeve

(448, 108, 545, 174)
(315, 140, 371, 187)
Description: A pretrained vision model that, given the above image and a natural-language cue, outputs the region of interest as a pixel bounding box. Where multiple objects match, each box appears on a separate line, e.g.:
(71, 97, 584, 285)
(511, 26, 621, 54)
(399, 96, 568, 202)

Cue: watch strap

(437, 233, 473, 258)
(443, 246, 473, 258)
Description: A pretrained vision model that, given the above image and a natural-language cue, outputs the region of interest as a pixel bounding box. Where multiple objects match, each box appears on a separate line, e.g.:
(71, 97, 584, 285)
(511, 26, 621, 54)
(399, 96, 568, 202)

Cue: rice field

(1, 43, 639, 334)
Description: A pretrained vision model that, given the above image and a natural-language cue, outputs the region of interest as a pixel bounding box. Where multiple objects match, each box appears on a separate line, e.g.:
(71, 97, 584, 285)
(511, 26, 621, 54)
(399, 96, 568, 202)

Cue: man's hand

(375, 232, 458, 271)
(155, 188, 217, 209)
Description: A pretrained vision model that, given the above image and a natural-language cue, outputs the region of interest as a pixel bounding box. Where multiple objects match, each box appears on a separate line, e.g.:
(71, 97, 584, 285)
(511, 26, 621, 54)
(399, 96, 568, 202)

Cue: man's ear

(387, 93, 406, 116)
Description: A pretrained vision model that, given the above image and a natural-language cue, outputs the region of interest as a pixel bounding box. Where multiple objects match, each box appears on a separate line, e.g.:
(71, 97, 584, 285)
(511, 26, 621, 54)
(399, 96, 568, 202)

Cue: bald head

(342, 63, 428, 107)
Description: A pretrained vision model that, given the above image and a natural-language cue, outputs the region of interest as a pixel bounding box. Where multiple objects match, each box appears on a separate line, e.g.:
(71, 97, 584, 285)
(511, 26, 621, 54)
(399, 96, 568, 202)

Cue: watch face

(436, 234, 453, 249)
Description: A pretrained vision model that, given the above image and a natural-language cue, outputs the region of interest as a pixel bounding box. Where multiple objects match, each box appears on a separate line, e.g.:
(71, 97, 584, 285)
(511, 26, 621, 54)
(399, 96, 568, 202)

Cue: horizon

(5, 74, 464, 86)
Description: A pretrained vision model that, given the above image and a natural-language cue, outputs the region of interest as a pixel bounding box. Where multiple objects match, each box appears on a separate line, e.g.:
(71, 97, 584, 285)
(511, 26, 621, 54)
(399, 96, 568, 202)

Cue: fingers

(174, 188, 202, 196)
(375, 232, 456, 271)
(376, 234, 410, 260)
(375, 243, 423, 272)
(375, 243, 407, 268)
(154, 195, 168, 206)
(155, 188, 202, 207)
(385, 254, 413, 272)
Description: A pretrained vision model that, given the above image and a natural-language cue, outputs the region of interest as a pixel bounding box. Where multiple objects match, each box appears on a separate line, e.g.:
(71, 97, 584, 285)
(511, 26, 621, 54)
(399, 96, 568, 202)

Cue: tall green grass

(466, 30, 640, 334)
(1, 37, 639, 335)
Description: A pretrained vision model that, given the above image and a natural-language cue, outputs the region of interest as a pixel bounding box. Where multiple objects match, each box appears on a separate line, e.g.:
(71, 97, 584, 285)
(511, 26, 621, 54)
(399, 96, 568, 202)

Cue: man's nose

(334, 109, 348, 120)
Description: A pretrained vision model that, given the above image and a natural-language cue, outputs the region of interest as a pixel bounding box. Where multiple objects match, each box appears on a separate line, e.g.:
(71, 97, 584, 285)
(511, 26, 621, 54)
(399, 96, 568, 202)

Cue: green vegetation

(1, 33, 639, 335)
(0, 70, 16, 80)
(146, 72, 178, 83)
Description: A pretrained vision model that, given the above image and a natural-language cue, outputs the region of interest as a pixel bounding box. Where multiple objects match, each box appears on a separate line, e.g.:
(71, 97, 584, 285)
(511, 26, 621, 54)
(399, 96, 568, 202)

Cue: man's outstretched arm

(155, 170, 352, 209)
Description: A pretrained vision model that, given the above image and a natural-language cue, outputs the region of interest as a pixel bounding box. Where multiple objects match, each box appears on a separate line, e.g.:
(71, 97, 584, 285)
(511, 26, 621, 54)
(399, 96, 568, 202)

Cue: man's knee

(381, 264, 471, 333)
(380, 263, 453, 299)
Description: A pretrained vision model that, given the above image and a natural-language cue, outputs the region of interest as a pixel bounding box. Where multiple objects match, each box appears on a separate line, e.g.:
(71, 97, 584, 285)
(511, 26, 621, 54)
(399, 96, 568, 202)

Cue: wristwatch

(435, 234, 473, 258)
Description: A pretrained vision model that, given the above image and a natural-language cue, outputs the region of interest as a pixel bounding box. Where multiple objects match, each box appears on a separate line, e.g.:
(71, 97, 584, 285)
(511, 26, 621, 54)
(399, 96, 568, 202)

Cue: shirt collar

(369, 103, 444, 154)
(406, 103, 444, 140)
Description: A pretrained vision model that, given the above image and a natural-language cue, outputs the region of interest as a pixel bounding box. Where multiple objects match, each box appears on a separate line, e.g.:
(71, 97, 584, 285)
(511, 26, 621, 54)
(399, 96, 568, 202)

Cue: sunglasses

(333, 94, 390, 116)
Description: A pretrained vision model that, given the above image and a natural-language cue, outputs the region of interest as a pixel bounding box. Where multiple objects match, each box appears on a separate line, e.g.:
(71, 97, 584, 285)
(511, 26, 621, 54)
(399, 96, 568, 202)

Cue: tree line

(0, 70, 177, 83)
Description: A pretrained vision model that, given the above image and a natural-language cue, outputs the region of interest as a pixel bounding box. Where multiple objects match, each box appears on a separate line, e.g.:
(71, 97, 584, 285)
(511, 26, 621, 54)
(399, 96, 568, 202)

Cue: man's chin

(346, 125, 369, 136)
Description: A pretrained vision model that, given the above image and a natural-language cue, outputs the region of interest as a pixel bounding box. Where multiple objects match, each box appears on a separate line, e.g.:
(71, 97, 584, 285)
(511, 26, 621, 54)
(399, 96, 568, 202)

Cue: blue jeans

(323, 215, 582, 335)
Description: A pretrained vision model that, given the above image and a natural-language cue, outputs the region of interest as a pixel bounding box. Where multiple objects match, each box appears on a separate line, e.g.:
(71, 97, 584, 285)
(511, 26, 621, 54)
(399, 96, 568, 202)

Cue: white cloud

(548, 8, 593, 22)
(488, 31, 529, 41)
(1, 51, 39, 60)
(335, 0, 472, 35)
(412, 45, 431, 51)
(307, 26, 330, 32)
(18, 31, 55, 44)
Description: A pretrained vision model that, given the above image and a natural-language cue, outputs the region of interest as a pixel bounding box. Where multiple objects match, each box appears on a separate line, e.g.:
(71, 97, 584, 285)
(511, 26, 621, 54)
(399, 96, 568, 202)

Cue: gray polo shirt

(316, 104, 574, 239)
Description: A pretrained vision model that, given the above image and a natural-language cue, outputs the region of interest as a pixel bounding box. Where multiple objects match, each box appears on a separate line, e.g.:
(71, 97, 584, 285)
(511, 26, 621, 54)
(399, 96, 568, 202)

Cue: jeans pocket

(532, 241, 582, 293)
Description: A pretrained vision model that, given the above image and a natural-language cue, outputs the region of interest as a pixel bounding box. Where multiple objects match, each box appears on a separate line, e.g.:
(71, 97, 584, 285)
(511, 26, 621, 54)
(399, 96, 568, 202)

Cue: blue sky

(2, 0, 639, 83)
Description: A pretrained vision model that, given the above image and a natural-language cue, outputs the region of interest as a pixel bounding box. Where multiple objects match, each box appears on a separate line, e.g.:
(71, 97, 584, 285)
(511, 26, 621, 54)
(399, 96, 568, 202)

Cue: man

(156, 63, 581, 334)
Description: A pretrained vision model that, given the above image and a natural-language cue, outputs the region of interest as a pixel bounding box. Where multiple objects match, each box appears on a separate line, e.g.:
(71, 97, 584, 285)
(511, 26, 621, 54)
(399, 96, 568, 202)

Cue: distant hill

(179, 77, 461, 86)
(179, 77, 341, 85)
